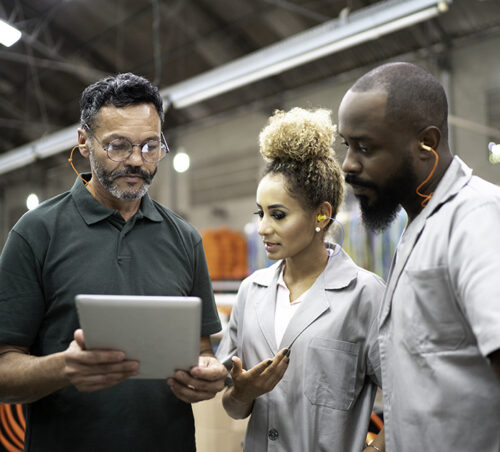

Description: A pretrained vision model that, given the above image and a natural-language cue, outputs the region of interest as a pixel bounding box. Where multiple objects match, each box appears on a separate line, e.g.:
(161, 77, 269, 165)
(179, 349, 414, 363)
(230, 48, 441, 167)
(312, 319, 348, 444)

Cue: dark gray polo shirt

(0, 175, 221, 451)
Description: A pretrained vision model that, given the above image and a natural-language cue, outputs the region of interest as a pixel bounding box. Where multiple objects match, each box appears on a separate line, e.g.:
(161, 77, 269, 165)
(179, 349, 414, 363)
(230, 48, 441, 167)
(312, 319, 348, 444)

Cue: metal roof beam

(0, 0, 452, 176)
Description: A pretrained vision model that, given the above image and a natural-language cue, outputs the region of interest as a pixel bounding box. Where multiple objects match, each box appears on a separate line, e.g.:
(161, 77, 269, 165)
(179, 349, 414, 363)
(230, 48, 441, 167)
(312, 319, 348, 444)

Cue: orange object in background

(370, 411, 384, 431)
(0, 404, 25, 452)
(366, 431, 377, 445)
(202, 227, 248, 281)
(365, 411, 384, 446)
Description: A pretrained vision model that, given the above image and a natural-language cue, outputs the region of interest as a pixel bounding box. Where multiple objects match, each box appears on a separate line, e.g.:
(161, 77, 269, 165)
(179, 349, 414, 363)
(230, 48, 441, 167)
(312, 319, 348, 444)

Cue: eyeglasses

(84, 124, 170, 163)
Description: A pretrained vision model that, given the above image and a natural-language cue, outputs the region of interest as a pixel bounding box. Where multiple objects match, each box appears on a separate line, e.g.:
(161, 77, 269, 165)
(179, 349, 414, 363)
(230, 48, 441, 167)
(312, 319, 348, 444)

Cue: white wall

(451, 34, 500, 183)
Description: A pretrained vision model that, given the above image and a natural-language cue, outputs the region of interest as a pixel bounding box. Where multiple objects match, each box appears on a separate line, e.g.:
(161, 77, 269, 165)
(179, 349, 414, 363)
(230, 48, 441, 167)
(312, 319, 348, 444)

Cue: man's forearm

(0, 351, 70, 404)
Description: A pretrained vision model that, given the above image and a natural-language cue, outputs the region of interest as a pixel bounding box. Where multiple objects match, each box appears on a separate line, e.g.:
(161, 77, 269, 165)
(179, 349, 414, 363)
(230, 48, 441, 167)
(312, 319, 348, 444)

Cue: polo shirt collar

(139, 191, 163, 222)
(71, 174, 163, 225)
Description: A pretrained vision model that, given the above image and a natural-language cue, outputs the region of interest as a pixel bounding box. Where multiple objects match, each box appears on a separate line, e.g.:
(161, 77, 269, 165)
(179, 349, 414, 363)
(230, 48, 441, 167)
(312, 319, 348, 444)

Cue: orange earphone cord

(69, 145, 96, 199)
(415, 145, 439, 208)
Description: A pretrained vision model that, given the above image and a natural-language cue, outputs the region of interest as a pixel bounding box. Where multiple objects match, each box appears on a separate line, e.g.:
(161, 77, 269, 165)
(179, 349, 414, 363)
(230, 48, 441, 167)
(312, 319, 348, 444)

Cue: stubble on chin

(89, 151, 155, 200)
(109, 182, 150, 200)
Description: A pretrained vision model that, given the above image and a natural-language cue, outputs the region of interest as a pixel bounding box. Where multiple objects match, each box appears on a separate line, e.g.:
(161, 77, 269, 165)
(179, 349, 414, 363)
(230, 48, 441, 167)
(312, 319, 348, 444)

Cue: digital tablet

(75, 294, 201, 379)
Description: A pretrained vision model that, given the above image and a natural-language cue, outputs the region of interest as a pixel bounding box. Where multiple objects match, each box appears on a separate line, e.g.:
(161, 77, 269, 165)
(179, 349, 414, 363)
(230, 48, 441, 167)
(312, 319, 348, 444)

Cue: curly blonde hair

(259, 107, 344, 220)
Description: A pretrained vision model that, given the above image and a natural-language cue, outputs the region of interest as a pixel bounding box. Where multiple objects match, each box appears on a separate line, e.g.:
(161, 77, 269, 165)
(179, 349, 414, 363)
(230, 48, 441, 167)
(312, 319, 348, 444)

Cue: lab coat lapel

(279, 248, 358, 349)
(378, 216, 426, 326)
(379, 157, 473, 327)
(278, 279, 329, 349)
(253, 262, 281, 354)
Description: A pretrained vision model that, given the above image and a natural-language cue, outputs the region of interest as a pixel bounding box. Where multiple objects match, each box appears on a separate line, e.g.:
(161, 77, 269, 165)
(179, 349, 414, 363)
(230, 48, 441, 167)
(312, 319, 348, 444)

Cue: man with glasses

(0, 73, 227, 451)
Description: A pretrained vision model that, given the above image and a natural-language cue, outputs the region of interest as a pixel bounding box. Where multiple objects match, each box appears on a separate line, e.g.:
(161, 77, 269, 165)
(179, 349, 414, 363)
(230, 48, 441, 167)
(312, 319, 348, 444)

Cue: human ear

(77, 128, 90, 158)
(316, 201, 333, 228)
(418, 126, 441, 160)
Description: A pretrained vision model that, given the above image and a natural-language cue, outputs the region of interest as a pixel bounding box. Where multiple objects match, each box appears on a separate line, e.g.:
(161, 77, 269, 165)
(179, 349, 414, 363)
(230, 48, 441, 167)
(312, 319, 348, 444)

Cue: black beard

(358, 193, 402, 232)
(346, 162, 417, 232)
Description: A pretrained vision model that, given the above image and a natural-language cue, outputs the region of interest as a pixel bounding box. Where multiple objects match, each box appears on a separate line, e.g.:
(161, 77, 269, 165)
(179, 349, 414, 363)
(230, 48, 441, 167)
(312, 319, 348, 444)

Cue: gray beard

(88, 145, 153, 200)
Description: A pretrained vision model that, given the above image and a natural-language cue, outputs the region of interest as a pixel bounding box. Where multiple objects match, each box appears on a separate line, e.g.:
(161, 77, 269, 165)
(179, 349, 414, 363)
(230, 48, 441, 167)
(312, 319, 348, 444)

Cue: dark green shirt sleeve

(0, 229, 45, 346)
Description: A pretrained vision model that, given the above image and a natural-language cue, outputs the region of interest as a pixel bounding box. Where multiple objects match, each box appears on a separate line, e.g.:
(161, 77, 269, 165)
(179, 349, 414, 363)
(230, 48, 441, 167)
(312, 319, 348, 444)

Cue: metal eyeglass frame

(83, 123, 170, 163)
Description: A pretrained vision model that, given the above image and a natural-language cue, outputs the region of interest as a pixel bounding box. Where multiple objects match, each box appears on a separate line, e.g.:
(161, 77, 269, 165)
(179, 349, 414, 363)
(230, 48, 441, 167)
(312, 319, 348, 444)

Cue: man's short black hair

(80, 72, 164, 130)
(350, 62, 448, 140)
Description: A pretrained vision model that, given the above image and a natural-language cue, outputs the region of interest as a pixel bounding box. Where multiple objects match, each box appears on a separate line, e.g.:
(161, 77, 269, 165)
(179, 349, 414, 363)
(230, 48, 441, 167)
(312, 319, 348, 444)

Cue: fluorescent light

(0, 146, 36, 173)
(0, 19, 21, 47)
(32, 124, 79, 158)
(0, 124, 77, 175)
(164, 0, 451, 108)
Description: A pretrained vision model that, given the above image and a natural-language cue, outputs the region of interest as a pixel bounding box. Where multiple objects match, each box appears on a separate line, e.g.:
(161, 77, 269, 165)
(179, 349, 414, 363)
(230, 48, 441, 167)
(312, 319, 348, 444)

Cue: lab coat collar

(252, 245, 358, 290)
(252, 245, 359, 353)
(420, 156, 472, 219)
(379, 156, 473, 326)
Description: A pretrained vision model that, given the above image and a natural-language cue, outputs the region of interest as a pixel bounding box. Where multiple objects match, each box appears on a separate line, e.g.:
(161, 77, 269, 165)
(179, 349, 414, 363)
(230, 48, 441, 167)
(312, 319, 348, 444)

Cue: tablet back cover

(75, 294, 201, 379)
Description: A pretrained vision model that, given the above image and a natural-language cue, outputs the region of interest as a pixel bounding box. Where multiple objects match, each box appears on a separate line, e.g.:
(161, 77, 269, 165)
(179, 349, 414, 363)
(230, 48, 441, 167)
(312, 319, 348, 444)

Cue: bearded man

(338, 62, 500, 452)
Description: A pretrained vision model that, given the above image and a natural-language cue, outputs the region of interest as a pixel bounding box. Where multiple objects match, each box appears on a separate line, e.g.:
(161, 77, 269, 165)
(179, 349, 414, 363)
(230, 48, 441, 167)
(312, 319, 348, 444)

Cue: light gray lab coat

(379, 157, 500, 452)
(217, 247, 385, 452)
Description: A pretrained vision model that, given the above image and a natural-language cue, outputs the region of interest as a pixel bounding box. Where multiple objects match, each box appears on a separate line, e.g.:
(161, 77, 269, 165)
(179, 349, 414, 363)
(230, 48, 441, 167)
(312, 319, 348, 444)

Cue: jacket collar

(419, 156, 472, 220)
(252, 245, 358, 290)
(379, 156, 473, 326)
(252, 245, 359, 352)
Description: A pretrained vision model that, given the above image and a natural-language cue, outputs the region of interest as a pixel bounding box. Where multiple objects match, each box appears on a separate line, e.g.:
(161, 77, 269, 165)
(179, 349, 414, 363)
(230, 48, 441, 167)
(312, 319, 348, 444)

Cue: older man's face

(86, 103, 161, 201)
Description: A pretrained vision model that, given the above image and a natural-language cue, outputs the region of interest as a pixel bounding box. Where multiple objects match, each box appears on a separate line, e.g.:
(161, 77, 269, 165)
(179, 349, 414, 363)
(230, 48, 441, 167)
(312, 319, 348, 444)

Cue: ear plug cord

(69, 145, 96, 199)
(317, 214, 345, 258)
(416, 143, 439, 207)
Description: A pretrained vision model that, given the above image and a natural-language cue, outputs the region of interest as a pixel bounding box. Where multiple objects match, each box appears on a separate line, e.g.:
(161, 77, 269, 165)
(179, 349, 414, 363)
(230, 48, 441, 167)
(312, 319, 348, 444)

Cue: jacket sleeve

(215, 277, 251, 370)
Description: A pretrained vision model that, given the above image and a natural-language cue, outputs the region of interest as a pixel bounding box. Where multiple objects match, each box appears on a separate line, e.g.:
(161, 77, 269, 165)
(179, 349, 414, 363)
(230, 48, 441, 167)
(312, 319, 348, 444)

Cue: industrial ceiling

(1, 0, 500, 178)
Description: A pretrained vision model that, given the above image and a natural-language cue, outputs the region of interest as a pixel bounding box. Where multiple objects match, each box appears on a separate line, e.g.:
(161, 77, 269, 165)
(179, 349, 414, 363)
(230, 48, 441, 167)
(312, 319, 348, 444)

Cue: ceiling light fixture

(173, 150, 190, 173)
(26, 193, 39, 210)
(0, 18, 22, 47)
(163, 0, 451, 108)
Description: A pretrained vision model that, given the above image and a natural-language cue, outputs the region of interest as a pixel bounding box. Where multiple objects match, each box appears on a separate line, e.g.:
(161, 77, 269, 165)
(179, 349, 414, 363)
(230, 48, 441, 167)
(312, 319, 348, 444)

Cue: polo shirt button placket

(268, 428, 279, 441)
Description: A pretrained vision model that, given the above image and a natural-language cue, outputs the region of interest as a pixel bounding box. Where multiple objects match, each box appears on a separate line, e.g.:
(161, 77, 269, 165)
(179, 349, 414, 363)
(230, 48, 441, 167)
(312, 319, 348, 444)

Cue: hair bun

(259, 107, 335, 163)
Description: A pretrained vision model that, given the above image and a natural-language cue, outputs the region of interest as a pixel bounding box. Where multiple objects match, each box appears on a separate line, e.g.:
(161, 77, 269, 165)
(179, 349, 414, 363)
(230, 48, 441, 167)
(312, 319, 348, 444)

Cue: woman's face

(255, 173, 317, 261)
